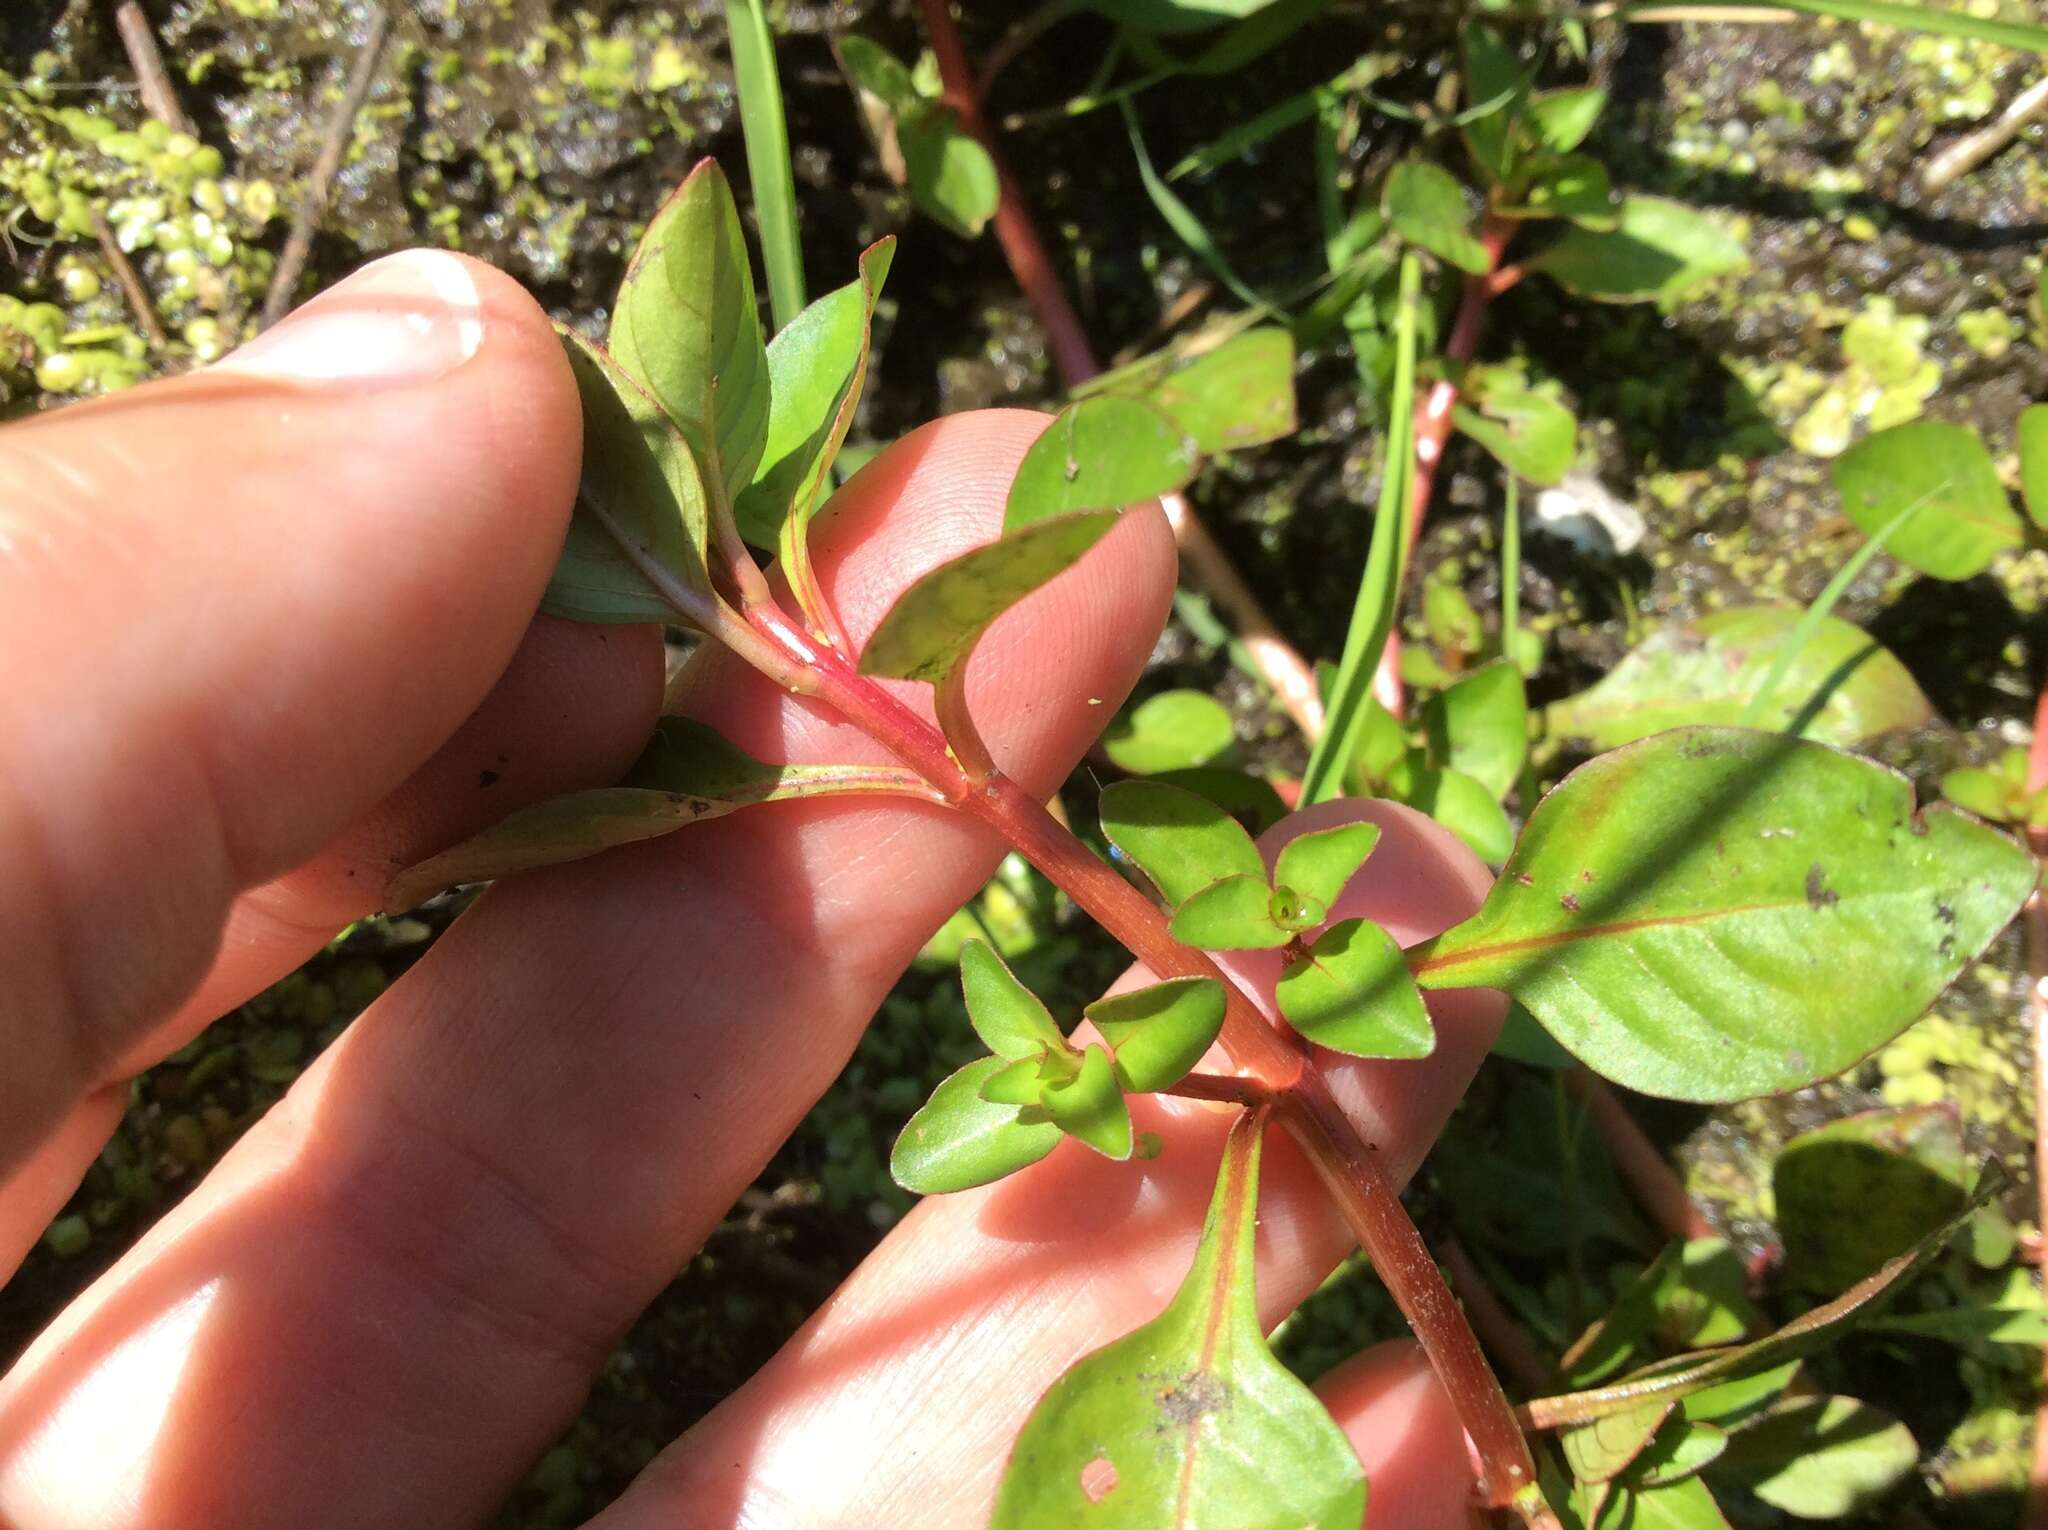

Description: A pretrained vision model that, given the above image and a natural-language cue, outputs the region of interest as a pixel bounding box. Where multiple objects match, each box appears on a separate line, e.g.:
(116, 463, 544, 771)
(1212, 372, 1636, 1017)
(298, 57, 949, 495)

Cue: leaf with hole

(1383, 157, 1489, 273)
(1277, 918, 1434, 1059)
(1528, 196, 1747, 303)
(1102, 689, 1236, 774)
(1452, 367, 1577, 486)
(1718, 1397, 1917, 1519)
(1274, 821, 1382, 910)
(891, 1057, 1063, 1194)
(609, 159, 771, 505)
(1006, 397, 1199, 532)
(989, 1113, 1367, 1529)
(1171, 873, 1291, 950)
(859, 511, 1120, 684)
(1545, 606, 1932, 750)
(1088, 977, 1226, 1092)
(1408, 729, 2037, 1102)
(962, 938, 1074, 1062)
(1100, 778, 1268, 907)
(542, 332, 714, 625)
(1422, 660, 1529, 800)
(1832, 419, 2021, 581)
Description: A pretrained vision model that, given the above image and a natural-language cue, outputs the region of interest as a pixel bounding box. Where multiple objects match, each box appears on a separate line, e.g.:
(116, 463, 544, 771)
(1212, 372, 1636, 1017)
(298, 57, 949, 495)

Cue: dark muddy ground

(6, 0, 2048, 1522)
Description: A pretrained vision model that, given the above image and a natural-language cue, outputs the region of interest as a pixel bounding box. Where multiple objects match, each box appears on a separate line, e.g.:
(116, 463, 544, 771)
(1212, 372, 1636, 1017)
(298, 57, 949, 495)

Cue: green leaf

(1171, 873, 1291, 949)
(900, 106, 1000, 238)
(1629, 1423, 1728, 1489)
(1141, 327, 1297, 452)
(858, 511, 1121, 683)
(735, 238, 895, 548)
(1773, 1104, 1967, 1295)
(1005, 397, 1199, 532)
(387, 719, 936, 911)
(1560, 1241, 1688, 1387)
(1678, 1363, 1800, 1427)
(891, 1057, 1063, 1193)
(835, 34, 920, 113)
(609, 159, 771, 504)
(1151, 767, 1289, 835)
(1624, 1477, 1730, 1530)
(1383, 157, 1489, 274)
(1274, 822, 1382, 910)
(1452, 367, 1577, 486)
(962, 939, 1073, 1061)
(1422, 660, 1529, 800)
(543, 332, 714, 625)
(1563, 1399, 1675, 1484)
(2018, 403, 2048, 532)
(981, 1054, 1057, 1106)
(1087, 977, 1227, 1092)
(1460, 20, 1527, 183)
(1424, 578, 1483, 654)
(1500, 154, 1617, 230)
(1867, 1305, 2048, 1345)
(990, 1113, 1368, 1529)
(1276, 918, 1434, 1059)
(1832, 420, 2021, 581)
(1528, 196, 1747, 303)
(1099, 778, 1269, 906)
(1409, 729, 2037, 1103)
(1545, 606, 1932, 751)
(1718, 1397, 1917, 1519)
(1042, 1044, 1133, 1160)
(1650, 1239, 1762, 1349)
(1102, 689, 1236, 774)
(1942, 765, 2016, 821)
(1493, 1000, 1578, 1068)
(1088, 0, 1278, 34)
(1397, 762, 1515, 864)
(1528, 86, 1607, 153)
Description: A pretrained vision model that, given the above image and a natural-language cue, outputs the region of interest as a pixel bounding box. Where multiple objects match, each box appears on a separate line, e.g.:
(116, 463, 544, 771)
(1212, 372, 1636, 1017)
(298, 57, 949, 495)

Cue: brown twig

(259, 3, 391, 331)
(1922, 75, 2048, 196)
(1563, 1068, 1715, 1244)
(111, 1, 194, 137)
(915, 0, 1327, 741)
(88, 206, 168, 352)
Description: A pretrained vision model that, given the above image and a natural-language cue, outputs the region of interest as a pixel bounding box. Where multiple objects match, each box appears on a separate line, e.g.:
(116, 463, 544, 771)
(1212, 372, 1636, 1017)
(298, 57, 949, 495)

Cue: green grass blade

(1624, 0, 2048, 54)
(723, 0, 806, 331)
(1121, 99, 1271, 313)
(1300, 252, 1421, 805)
(1502, 473, 1521, 652)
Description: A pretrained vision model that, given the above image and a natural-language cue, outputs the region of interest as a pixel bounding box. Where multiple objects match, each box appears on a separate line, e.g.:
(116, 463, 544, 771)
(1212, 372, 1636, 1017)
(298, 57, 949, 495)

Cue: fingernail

(216, 250, 484, 385)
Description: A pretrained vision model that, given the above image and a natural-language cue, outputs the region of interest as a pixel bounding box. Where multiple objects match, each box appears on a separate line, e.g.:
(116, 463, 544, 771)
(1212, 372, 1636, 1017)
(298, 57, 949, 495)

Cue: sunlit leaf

(1718, 1397, 1916, 1519)
(1395, 762, 1515, 863)
(990, 1113, 1368, 1529)
(1006, 398, 1199, 532)
(1424, 577, 1483, 654)
(962, 938, 1074, 1061)
(1088, 0, 1279, 34)
(900, 108, 1000, 238)
(1043, 1044, 1134, 1159)
(1492, 1000, 1577, 1069)
(1528, 86, 1607, 153)
(1422, 660, 1529, 800)
(1383, 157, 1489, 273)
(1172, 873, 1290, 949)
(1678, 1363, 1800, 1427)
(2018, 403, 2048, 532)
(1832, 420, 2021, 581)
(1410, 729, 2036, 1102)
(1460, 20, 1527, 183)
(982, 1053, 1060, 1106)
(1500, 154, 1617, 229)
(1143, 328, 1298, 452)
(1624, 1476, 1730, 1529)
(1629, 1422, 1727, 1489)
(835, 34, 919, 112)
(1563, 1399, 1675, 1484)
(891, 1057, 1062, 1193)
(1276, 918, 1434, 1059)
(1452, 367, 1577, 486)
(1099, 778, 1268, 906)
(1867, 1305, 2048, 1345)
(1528, 196, 1747, 303)
(1088, 977, 1227, 1092)
(1544, 606, 1932, 750)
(609, 159, 771, 502)
(1102, 689, 1236, 774)
(1773, 1104, 1967, 1295)
(543, 332, 713, 625)
(1274, 821, 1382, 910)
(859, 511, 1121, 683)
(1152, 767, 1290, 835)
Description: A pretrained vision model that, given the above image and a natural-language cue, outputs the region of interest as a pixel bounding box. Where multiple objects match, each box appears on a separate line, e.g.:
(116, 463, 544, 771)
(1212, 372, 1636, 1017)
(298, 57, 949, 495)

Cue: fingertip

(1317, 1341, 1483, 1530)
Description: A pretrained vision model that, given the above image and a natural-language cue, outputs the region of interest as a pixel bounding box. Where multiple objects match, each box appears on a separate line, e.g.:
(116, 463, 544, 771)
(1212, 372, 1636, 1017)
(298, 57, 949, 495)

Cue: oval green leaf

(1141, 326, 1298, 453)
(1383, 156, 1489, 274)
(1422, 659, 1530, 800)
(1276, 918, 1435, 1059)
(2018, 403, 2048, 532)
(901, 106, 1000, 238)
(1719, 1397, 1917, 1519)
(1042, 1044, 1132, 1160)
(1832, 419, 2021, 581)
(1273, 821, 1382, 911)
(858, 510, 1121, 683)
(1170, 873, 1289, 950)
(990, 1114, 1368, 1530)
(1773, 1104, 1966, 1295)
(1527, 195, 1747, 303)
(1629, 1422, 1728, 1490)
(1409, 728, 2038, 1103)
(1102, 689, 1236, 774)
(1005, 397, 1199, 532)
(1087, 977, 1226, 1093)
(1451, 367, 1577, 486)
(1500, 153, 1617, 230)
(1563, 1399, 1676, 1485)
(962, 938, 1073, 1062)
(891, 1057, 1062, 1194)
(1545, 606, 1932, 750)
(1528, 86, 1607, 154)
(1099, 778, 1268, 907)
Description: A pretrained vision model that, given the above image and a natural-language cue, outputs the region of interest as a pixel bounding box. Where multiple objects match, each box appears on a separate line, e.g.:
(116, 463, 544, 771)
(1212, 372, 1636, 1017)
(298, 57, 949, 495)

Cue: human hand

(0, 250, 1503, 1527)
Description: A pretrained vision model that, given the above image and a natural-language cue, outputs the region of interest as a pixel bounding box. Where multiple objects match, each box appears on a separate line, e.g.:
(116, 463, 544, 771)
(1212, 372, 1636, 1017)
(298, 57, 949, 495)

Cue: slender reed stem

(722, 0, 807, 332)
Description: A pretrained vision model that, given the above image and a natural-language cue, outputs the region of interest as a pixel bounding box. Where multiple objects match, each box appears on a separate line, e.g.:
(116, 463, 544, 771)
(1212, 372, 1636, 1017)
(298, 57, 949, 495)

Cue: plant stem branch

(89, 205, 168, 352)
(260, 2, 390, 330)
(1443, 1234, 1554, 1394)
(913, 0, 1326, 740)
(111, 1, 194, 136)
(1563, 1068, 1715, 1243)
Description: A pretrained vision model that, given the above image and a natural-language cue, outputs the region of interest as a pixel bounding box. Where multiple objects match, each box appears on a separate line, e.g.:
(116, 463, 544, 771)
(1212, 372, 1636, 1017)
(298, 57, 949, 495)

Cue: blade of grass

(1501, 473, 1521, 652)
(1623, 0, 2048, 54)
(1170, 58, 1387, 182)
(723, 0, 805, 331)
(1739, 492, 1928, 727)
(1120, 98, 1271, 313)
(1300, 253, 1422, 804)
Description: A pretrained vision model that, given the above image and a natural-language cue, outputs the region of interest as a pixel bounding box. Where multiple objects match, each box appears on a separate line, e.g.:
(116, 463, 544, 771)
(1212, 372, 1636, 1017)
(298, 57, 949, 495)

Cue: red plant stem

(914, 0, 1327, 741)
(1443, 1235, 1554, 1395)
(1562, 1069, 1715, 1244)
(2023, 888, 2048, 1530)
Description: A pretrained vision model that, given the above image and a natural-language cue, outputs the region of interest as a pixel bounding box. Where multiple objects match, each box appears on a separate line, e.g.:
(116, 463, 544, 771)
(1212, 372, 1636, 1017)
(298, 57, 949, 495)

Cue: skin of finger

(1319, 1341, 1484, 1530)
(0, 253, 584, 1179)
(0, 615, 662, 1278)
(588, 801, 1503, 1529)
(0, 411, 1177, 1529)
